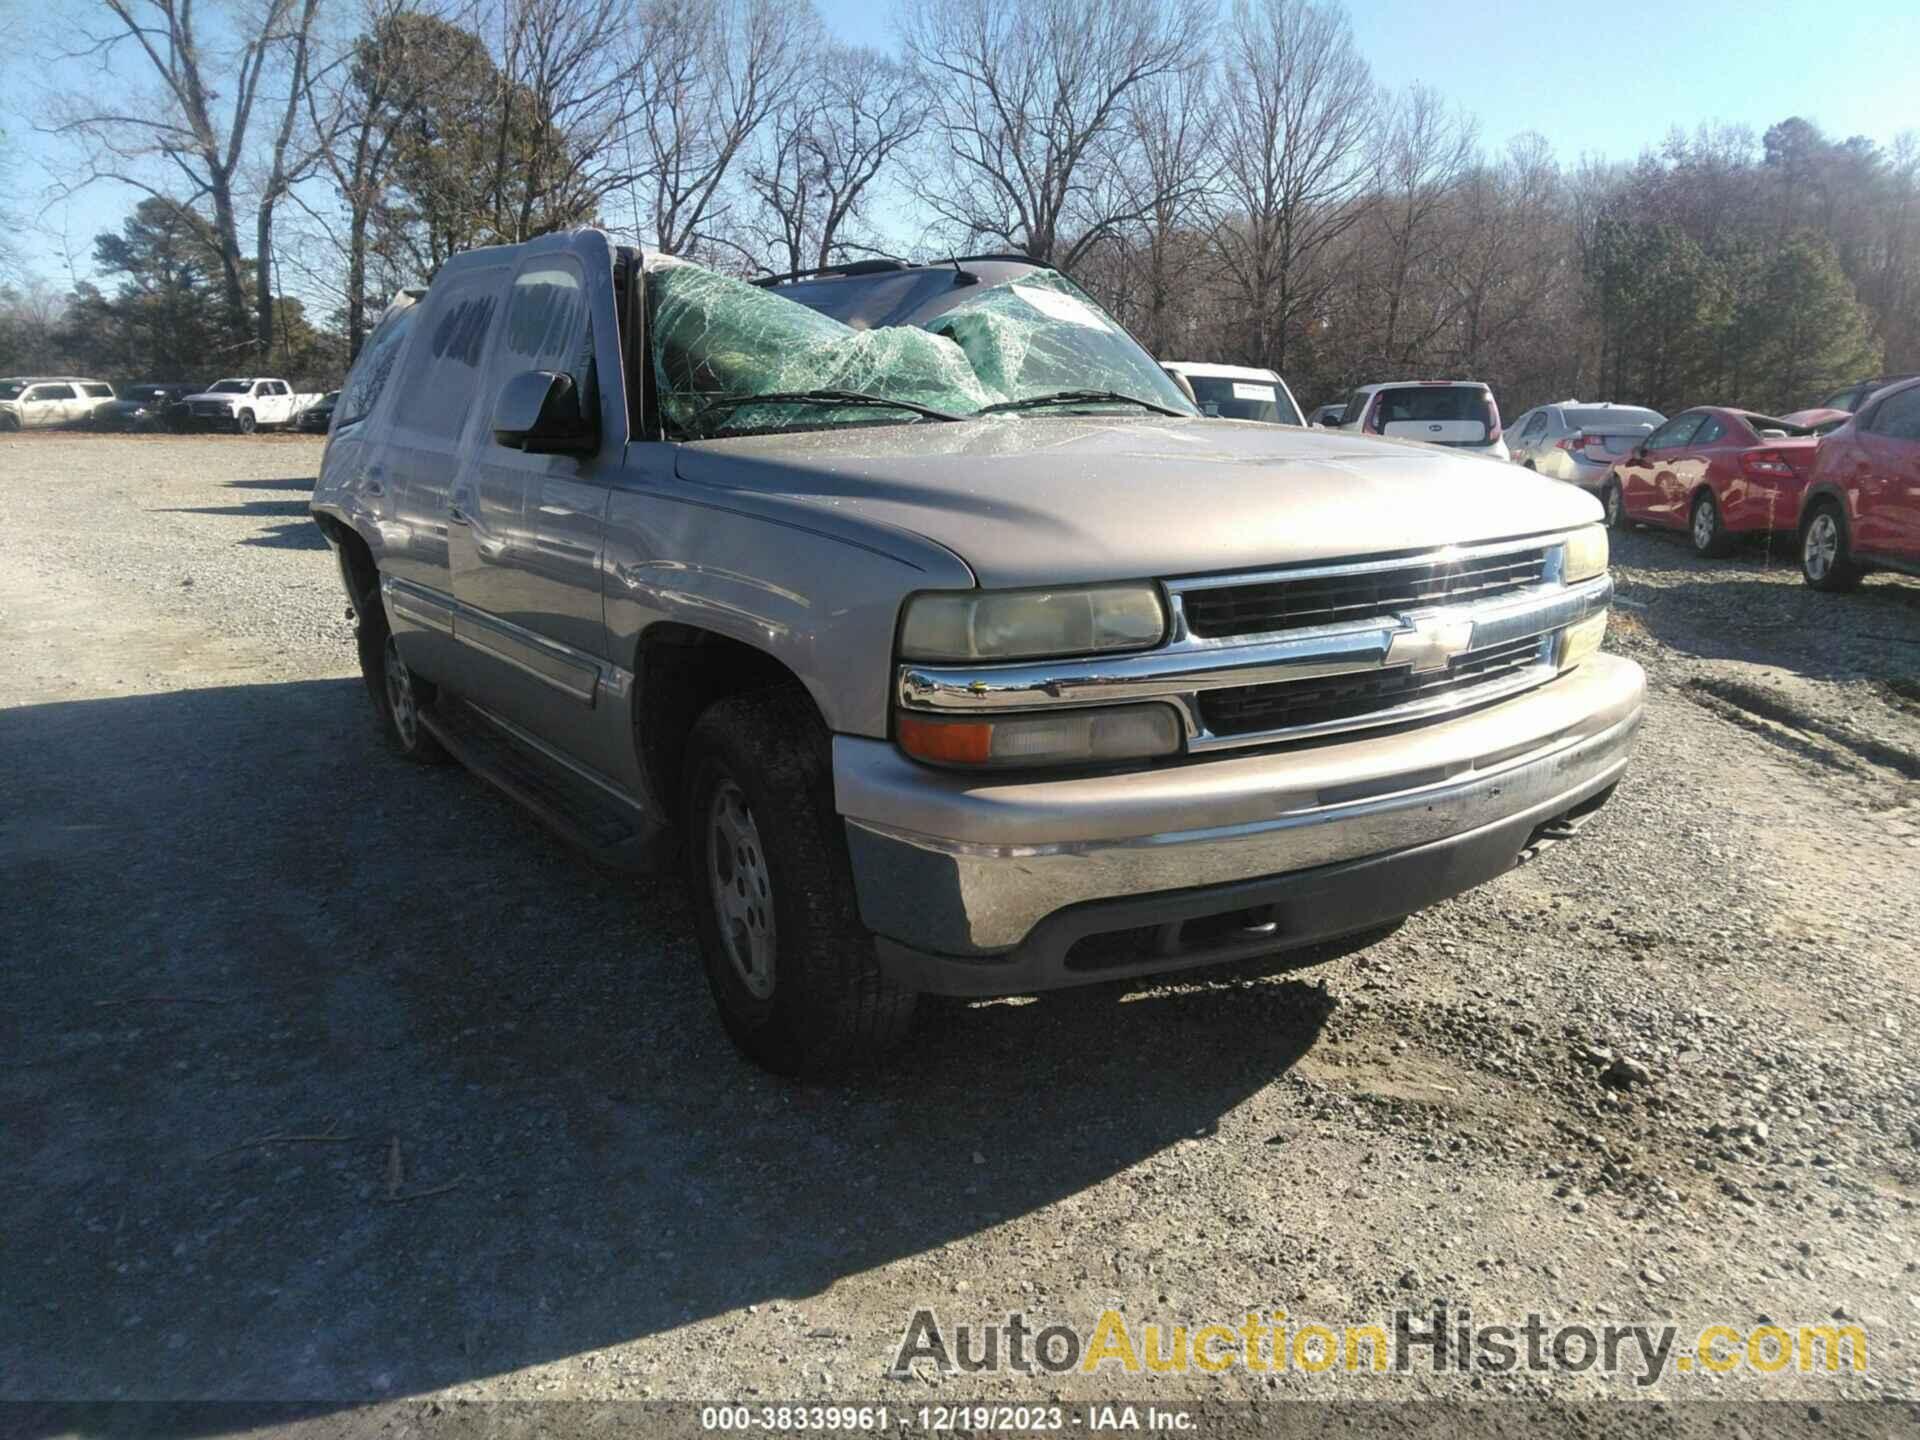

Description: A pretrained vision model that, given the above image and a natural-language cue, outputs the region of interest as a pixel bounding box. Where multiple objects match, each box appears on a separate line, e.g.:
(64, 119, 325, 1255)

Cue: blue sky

(7, 0, 1918, 289)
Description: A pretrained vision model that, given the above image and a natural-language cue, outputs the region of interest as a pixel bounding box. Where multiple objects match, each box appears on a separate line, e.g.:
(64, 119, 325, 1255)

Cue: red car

(1797, 376, 1920, 591)
(1602, 406, 1821, 557)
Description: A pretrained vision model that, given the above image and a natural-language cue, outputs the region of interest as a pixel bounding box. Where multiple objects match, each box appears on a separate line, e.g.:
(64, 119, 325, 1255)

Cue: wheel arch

(1797, 482, 1848, 532)
(632, 622, 829, 827)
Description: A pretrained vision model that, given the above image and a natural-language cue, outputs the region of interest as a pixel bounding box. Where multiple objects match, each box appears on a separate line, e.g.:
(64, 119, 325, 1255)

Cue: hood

(672, 415, 1603, 588)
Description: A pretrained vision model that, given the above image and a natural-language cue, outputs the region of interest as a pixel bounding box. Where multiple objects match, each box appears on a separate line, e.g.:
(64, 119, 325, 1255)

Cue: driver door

(1624, 412, 1703, 524)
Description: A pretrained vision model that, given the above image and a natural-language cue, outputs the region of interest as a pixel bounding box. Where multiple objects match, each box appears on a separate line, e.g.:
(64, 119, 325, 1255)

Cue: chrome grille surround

(896, 534, 1611, 754)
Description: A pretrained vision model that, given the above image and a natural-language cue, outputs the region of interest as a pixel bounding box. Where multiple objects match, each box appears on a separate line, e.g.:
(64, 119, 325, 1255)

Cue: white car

(179, 378, 324, 434)
(1334, 380, 1510, 461)
(0, 376, 115, 430)
(1161, 362, 1305, 426)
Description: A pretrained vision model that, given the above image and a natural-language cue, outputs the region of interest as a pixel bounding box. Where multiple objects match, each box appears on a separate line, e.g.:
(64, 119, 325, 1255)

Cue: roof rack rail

(752, 257, 912, 288)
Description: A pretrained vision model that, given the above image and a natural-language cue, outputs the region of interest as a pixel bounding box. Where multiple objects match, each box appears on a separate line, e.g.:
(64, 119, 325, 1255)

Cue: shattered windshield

(647, 260, 1195, 439)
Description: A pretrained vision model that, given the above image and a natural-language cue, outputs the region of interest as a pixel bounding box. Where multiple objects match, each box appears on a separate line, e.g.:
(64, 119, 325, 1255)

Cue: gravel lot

(4, 435, 1920, 1427)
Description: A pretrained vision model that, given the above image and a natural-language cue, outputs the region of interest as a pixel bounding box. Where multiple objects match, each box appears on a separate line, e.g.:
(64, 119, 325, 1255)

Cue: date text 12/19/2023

(700, 1405, 1198, 1432)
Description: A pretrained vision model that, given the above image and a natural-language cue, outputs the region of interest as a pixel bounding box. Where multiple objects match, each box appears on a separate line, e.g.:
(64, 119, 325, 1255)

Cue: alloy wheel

(1693, 500, 1716, 551)
(1804, 513, 1838, 581)
(383, 633, 419, 747)
(708, 779, 776, 1000)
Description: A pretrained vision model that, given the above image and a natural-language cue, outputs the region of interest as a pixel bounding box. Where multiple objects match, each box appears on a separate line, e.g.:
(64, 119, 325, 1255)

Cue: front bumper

(837, 653, 1643, 992)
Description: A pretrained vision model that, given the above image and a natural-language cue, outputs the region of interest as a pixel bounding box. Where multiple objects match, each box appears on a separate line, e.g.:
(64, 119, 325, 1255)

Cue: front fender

(604, 452, 975, 739)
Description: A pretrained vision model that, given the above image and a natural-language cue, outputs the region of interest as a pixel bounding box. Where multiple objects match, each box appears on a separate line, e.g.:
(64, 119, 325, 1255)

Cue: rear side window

(390, 271, 502, 442)
(337, 306, 418, 431)
(1521, 412, 1549, 439)
(1868, 387, 1920, 440)
(84, 383, 113, 397)
(1692, 415, 1726, 444)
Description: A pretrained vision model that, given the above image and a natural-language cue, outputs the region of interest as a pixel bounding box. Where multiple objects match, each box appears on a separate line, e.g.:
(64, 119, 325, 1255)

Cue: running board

(420, 702, 674, 875)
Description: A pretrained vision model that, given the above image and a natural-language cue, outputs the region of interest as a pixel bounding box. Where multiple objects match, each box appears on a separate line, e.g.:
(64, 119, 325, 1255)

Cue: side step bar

(420, 702, 675, 875)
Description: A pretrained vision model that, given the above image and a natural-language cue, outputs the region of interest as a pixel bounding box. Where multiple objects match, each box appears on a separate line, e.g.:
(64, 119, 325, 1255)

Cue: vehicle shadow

(1609, 526, 1920, 680)
(1, 680, 1341, 1423)
(222, 476, 317, 493)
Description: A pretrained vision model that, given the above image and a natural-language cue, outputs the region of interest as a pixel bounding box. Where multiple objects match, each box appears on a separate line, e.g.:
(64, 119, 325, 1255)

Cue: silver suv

(310, 231, 1641, 1074)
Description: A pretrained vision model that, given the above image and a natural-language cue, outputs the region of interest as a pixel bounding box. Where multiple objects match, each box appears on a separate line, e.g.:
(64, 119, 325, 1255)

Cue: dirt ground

(3, 434, 1920, 1428)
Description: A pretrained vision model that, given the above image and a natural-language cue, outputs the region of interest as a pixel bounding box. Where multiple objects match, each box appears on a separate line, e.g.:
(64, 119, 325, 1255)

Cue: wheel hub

(708, 780, 776, 1000)
(383, 633, 418, 746)
(1693, 503, 1714, 549)
(1805, 514, 1837, 578)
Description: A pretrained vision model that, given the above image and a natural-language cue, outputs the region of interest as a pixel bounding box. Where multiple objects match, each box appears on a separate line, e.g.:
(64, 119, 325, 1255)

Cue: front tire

(356, 598, 449, 763)
(1690, 491, 1732, 558)
(1801, 501, 1863, 592)
(235, 409, 257, 435)
(1602, 479, 1627, 530)
(682, 689, 915, 1075)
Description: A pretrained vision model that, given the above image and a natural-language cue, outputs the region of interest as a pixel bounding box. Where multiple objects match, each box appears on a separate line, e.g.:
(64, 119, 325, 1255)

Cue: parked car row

(1496, 376, 1920, 592)
(0, 375, 339, 433)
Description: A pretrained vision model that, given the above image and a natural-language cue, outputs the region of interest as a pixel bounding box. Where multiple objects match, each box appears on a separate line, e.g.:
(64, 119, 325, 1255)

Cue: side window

(1692, 415, 1726, 445)
(33, 383, 77, 401)
(1341, 391, 1367, 426)
(497, 260, 593, 443)
(1522, 412, 1549, 440)
(390, 271, 502, 442)
(337, 306, 419, 430)
(1646, 414, 1702, 449)
(85, 383, 113, 397)
(1868, 388, 1920, 441)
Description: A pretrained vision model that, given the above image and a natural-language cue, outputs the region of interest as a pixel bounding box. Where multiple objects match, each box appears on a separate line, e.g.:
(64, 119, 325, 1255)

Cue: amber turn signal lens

(896, 712, 994, 765)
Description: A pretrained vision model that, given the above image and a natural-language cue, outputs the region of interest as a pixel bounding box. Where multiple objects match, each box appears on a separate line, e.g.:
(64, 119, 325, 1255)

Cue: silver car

(311, 232, 1641, 1075)
(1507, 402, 1665, 493)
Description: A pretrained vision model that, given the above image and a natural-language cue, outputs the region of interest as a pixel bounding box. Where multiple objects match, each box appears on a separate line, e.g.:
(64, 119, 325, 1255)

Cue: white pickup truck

(179, 378, 325, 434)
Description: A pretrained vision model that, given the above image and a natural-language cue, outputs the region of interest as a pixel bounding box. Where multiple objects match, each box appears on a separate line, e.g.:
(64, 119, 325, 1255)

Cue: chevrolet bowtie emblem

(1384, 617, 1475, 673)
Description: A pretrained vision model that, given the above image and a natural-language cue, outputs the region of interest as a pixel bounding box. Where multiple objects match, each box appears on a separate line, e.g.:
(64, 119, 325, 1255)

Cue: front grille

(1182, 547, 1551, 639)
(191, 402, 228, 417)
(1199, 634, 1547, 737)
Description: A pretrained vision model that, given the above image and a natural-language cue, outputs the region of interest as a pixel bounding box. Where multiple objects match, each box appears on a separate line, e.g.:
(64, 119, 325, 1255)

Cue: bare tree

(627, 0, 818, 258)
(44, 0, 312, 352)
(1119, 59, 1219, 357)
(1367, 82, 1475, 368)
(899, 0, 1195, 269)
(254, 0, 324, 357)
(743, 45, 924, 275)
(486, 0, 650, 244)
(1210, 0, 1375, 373)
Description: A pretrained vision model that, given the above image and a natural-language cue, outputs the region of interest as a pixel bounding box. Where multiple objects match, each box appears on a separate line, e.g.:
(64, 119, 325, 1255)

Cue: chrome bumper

(836, 653, 1644, 973)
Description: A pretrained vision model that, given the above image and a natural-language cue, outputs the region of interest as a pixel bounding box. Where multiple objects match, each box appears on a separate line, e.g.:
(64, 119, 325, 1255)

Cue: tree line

(2, 0, 1913, 418)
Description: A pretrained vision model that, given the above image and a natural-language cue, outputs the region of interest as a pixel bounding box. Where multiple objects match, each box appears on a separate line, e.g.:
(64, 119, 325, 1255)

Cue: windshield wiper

(689, 388, 963, 430)
(977, 389, 1185, 418)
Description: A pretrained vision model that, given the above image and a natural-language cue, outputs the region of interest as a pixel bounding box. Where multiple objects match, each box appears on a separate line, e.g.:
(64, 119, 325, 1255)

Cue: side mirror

(492, 370, 596, 455)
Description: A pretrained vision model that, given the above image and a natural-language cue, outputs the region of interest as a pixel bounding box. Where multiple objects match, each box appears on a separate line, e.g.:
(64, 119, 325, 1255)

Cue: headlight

(1562, 525, 1608, 584)
(899, 584, 1166, 662)
(1558, 611, 1607, 671)
(896, 705, 1182, 769)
